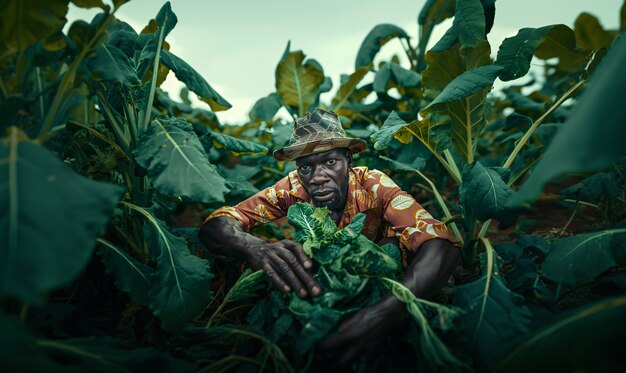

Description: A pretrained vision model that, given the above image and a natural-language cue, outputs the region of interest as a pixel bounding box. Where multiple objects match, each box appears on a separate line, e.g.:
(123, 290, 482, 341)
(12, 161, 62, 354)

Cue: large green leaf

(452, 0, 485, 47)
(98, 238, 155, 306)
(275, 42, 325, 117)
(541, 229, 626, 287)
(160, 50, 232, 112)
(0, 129, 123, 302)
(354, 24, 409, 69)
(454, 244, 532, 369)
(574, 12, 615, 52)
(249, 93, 282, 123)
(373, 62, 422, 94)
(425, 64, 503, 107)
(208, 131, 268, 156)
(420, 41, 491, 164)
(533, 24, 586, 73)
(370, 111, 407, 150)
(418, 0, 456, 28)
(459, 161, 521, 227)
(134, 118, 229, 203)
(0, 314, 194, 372)
(511, 35, 626, 204)
(496, 296, 626, 372)
(88, 44, 140, 86)
(332, 67, 369, 112)
(496, 25, 571, 81)
(0, 0, 69, 52)
(135, 207, 213, 329)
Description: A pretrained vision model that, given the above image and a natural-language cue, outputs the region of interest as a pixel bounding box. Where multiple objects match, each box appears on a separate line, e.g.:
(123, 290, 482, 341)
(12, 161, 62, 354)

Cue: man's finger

(276, 249, 321, 297)
(263, 264, 291, 293)
(282, 240, 313, 269)
(270, 254, 308, 297)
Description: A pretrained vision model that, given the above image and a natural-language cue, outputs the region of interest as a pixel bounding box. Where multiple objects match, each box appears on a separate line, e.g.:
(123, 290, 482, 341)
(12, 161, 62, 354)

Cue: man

(200, 108, 459, 365)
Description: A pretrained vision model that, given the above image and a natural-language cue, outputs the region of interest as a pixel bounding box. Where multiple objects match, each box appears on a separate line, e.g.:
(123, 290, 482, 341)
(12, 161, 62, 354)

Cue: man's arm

(199, 216, 320, 297)
(318, 238, 459, 365)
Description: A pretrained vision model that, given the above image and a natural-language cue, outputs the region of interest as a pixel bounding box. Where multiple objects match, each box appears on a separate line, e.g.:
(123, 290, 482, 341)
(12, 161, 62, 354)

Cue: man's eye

(298, 165, 311, 173)
(326, 159, 337, 166)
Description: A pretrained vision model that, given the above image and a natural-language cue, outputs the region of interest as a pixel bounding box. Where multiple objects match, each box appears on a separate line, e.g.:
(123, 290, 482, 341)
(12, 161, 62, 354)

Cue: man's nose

(309, 166, 330, 185)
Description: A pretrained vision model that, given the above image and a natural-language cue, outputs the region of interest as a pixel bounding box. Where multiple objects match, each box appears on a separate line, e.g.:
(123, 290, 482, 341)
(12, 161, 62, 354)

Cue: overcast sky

(69, 0, 623, 124)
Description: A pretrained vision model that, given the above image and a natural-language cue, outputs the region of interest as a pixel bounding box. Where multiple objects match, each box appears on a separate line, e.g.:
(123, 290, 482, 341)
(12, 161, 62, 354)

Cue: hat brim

(273, 137, 368, 161)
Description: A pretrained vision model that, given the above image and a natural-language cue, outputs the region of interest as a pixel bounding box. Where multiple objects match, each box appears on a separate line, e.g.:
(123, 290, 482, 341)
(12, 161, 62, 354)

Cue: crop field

(1, 0, 626, 371)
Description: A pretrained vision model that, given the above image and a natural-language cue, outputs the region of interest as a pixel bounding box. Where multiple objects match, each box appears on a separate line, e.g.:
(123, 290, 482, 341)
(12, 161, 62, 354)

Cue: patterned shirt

(205, 166, 457, 266)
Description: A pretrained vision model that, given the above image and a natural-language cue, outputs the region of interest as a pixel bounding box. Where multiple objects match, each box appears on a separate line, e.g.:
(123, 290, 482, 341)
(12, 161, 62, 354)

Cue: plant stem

(142, 18, 169, 131)
(558, 199, 580, 237)
(6, 128, 18, 299)
(35, 67, 45, 119)
(503, 79, 585, 169)
(443, 149, 462, 182)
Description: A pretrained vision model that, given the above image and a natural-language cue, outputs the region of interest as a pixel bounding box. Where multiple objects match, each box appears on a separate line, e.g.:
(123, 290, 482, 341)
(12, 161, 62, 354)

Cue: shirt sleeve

(367, 170, 459, 252)
(204, 175, 297, 232)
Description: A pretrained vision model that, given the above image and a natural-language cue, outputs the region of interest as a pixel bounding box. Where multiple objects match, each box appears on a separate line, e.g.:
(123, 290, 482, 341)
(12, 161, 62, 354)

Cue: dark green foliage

(134, 118, 229, 203)
(0, 138, 123, 302)
(460, 161, 523, 228)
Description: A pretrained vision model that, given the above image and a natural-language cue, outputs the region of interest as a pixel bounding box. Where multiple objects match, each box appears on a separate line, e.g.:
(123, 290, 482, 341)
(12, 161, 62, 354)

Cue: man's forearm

(199, 216, 264, 259)
(377, 238, 461, 321)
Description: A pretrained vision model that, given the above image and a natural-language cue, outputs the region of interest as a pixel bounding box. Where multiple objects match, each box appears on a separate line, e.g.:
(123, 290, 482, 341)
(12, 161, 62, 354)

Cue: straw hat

(273, 108, 368, 161)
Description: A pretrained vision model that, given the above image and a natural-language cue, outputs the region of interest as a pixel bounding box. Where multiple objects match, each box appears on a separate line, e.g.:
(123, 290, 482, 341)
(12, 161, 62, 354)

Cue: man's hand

(316, 238, 460, 367)
(246, 239, 321, 298)
(200, 217, 320, 298)
(317, 295, 402, 368)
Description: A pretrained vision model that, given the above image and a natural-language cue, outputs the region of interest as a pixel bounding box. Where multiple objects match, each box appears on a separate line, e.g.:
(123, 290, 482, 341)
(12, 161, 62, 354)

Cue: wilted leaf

(511, 35, 626, 204)
(275, 42, 325, 117)
(541, 229, 626, 287)
(0, 0, 69, 52)
(355, 24, 409, 69)
(134, 118, 229, 203)
(496, 296, 626, 372)
(0, 129, 123, 302)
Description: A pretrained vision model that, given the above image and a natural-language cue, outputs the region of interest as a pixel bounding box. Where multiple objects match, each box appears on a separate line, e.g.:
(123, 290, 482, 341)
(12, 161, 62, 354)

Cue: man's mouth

(312, 189, 334, 202)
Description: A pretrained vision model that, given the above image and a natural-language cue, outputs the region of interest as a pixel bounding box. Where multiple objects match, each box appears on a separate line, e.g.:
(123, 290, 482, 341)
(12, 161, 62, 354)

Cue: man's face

(295, 148, 352, 214)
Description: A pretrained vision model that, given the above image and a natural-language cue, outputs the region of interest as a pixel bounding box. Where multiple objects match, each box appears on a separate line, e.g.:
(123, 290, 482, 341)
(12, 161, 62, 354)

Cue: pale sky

(68, 0, 623, 124)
